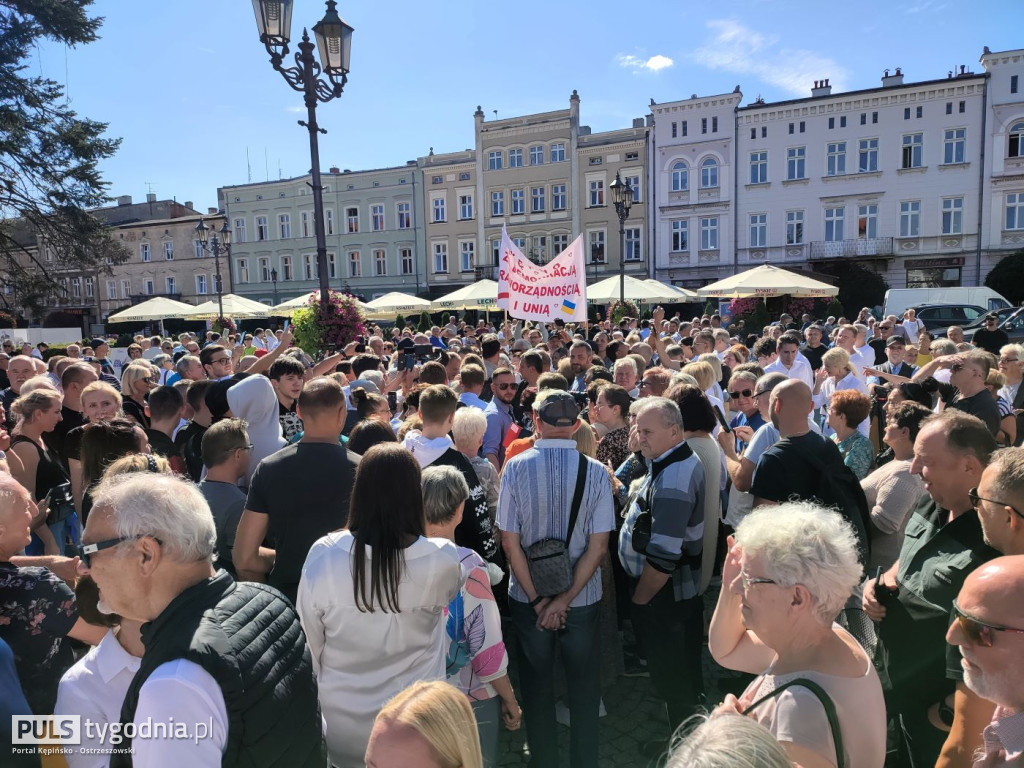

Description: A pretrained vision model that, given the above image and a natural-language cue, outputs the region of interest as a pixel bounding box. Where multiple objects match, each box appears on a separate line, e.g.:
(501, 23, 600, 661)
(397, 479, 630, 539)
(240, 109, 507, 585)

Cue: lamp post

(253, 0, 353, 308)
(270, 268, 279, 305)
(194, 219, 232, 321)
(609, 172, 634, 305)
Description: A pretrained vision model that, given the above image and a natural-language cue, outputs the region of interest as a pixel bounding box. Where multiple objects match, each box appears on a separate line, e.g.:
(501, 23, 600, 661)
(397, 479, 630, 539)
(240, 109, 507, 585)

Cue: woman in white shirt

(813, 348, 869, 438)
(900, 309, 926, 342)
(297, 443, 463, 768)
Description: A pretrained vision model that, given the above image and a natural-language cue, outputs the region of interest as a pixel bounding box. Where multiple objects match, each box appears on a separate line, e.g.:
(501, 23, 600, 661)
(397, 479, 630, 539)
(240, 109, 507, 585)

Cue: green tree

(0, 0, 127, 311)
(394, 313, 405, 328)
(985, 249, 1024, 306)
(814, 262, 888, 318)
(417, 310, 432, 332)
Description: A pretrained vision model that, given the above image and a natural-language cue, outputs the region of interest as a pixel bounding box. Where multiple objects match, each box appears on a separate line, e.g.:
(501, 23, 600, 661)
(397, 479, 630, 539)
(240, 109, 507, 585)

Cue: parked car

(904, 304, 987, 331)
(963, 307, 1024, 345)
(884, 287, 1010, 317)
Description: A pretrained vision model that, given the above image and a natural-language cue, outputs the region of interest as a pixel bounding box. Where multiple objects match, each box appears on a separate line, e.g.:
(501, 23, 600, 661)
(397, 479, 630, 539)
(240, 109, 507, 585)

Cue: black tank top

(11, 435, 69, 500)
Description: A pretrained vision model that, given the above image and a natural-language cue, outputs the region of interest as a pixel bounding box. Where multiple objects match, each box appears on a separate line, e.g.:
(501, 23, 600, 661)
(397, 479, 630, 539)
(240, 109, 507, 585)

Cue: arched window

(1010, 121, 1024, 158)
(701, 157, 719, 188)
(671, 161, 688, 191)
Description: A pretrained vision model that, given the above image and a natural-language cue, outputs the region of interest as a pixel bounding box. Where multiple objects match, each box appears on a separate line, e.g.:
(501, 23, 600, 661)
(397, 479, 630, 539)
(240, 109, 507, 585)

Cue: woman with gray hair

(709, 501, 886, 768)
(421, 465, 521, 767)
(666, 713, 792, 768)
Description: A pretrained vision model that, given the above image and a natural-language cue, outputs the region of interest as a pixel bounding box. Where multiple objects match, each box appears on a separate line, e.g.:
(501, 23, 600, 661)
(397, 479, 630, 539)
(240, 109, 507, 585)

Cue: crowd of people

(0, 304, 1022, 768)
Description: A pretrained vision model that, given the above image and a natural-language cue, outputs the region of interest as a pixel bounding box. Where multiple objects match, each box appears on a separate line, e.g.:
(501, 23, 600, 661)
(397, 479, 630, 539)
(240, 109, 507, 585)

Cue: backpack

(782, 436, 871, 564)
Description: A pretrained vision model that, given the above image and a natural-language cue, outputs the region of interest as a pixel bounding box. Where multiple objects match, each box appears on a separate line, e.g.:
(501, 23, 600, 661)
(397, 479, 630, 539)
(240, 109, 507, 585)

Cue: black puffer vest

(111, 571, 325, 767)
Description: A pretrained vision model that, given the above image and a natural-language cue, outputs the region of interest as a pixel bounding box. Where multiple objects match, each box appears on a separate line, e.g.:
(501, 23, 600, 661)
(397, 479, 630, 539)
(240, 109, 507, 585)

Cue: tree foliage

(984, 250, 1024, 306)
(0, 0, 127, 310)
(814, 262, 889, 318)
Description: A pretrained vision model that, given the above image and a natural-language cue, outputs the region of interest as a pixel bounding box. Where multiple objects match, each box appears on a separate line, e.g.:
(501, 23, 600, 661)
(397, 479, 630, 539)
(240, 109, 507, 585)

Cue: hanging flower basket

(212, 316, 237, 338)
(292, 290, 366, 353)
(607, 299, 640, 325)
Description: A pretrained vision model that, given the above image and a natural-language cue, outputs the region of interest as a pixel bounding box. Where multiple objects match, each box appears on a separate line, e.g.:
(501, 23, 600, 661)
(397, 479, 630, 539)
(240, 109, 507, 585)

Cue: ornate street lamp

(194, 218, 231, 321)
(609, 172, 634, 305)
(254, 0, 353, 307)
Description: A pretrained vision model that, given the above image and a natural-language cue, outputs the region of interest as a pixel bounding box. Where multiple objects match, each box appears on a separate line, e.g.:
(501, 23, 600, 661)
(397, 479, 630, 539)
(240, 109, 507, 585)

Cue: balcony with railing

(808, 237, 894, 260)
(475, 264, 498, 280)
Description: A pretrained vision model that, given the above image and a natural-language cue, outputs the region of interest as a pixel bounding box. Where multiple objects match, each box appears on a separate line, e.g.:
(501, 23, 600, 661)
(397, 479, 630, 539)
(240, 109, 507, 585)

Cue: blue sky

(33, 0, 1020, 212)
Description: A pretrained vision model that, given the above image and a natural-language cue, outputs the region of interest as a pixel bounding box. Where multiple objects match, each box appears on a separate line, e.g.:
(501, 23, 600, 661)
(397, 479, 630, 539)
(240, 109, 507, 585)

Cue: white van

(883, 288, 1011, 317)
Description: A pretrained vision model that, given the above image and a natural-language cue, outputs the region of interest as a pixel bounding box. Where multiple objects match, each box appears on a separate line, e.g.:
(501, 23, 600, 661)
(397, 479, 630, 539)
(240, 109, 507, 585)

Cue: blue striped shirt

(496, 439, 615, 607)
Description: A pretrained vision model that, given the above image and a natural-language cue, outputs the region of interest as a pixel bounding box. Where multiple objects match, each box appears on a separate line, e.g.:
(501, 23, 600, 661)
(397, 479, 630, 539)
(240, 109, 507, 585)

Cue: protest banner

(496, 226, 587, 322)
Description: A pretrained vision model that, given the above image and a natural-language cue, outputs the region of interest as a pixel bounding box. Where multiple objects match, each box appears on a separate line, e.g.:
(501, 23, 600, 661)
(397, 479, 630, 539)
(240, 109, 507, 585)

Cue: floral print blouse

(833, 431, 875, 481)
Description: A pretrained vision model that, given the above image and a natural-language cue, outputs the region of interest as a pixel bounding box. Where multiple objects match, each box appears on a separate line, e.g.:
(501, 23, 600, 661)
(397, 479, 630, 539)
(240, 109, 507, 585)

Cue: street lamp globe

(218, 221, 232, 246)
(312, 1, 353, 75)
(609, 172, 634, 214)
(252, 0, 294, 45)
(193, 218, 209, 246)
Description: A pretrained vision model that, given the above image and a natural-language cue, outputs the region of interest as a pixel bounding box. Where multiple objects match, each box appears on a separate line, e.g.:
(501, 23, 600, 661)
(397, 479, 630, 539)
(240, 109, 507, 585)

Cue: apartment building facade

(219, 164, 426, 305)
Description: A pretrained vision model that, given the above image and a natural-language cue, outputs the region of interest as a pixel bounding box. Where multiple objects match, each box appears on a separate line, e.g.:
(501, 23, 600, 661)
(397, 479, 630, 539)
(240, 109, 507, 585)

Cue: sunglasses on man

(952, 600, 1024, 647)
(76, 534, 163, 569)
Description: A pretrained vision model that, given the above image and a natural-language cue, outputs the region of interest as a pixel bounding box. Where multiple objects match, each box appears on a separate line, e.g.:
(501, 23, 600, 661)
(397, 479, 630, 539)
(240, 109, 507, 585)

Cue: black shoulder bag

(741, 677, 846, 768)
(525, 454, 588, 597)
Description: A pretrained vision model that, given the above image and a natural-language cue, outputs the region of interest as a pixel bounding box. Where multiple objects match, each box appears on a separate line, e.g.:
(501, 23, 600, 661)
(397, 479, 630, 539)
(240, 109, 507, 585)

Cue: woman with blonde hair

(366, 680, 483, 768)
(67, 381, 124, 512)
(119, 362, 157, 429)
(812, 347, 868, 438)
(683, 360, 725, 416)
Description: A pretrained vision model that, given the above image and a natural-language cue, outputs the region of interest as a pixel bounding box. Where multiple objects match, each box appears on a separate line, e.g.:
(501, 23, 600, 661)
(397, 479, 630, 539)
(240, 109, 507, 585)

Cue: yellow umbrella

(698, 264, 838, 298)
(181, 294, 271, 320)
(430, 280, 500, 312)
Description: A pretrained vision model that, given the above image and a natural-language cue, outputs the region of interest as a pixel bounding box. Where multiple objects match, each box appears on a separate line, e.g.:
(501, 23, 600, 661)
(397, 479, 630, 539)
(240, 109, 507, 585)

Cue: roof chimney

(116, 195, 132, 206)
(811, 78, 832, 97)
(207, 207, 218, 215)
(146, 193, 156, 203)
(882, 67, 904, 87)
(329, 166, 340, 174)
(183, 201, 193, 210)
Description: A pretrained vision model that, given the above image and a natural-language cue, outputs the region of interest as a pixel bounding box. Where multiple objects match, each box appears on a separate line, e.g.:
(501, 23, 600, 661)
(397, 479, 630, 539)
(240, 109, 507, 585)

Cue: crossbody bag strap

(741, 677, 846, 768)
(564, 453, 588, 545)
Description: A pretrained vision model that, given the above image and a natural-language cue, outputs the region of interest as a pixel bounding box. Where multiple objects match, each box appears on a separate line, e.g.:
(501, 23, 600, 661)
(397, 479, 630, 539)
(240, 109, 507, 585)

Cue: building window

(258, 258, 270, 281)
(491, 191, 504, 216)
(106, 280, 116, 299)
(277, 214, 289, 239)
(859, 138, 879, 172)
(682, 121, 689, 136)
(905, 107, 911, 120)
(841, 116, 847, 127)
(326, 210, 336, 235)
(789, 123, 795, 134)
(589, 180, 604, 207)
(959, 101, 966, 113)
(860, 113, 867, 125)
(671, 161, 689, 191)
(552, 184, 566, 211)
(946, 102, 953, 115)
(749, 214, 767, 247)
(917, 106, 923, 118)
(84, 277, 93, 298)
(1013, 75, 1019, 94)
(826, 142, 846, 176)
(1009, 123, 1024, 159)
(712, 116, 718, 132)
(196, 275, 207, 295)
(401, 248, 414, 275)
(900, 201, 921, 237)
(872, 112, 878, 124)
(902, 133, 924, 168)
(552, 234, 568, 254)
(374, 249, 387, 276)
(529, 145, 544, 165)
(327, 252, 337, 278)
(942, 197, 964, 235)
(144, 279, 154, 296)
(233, 218, 246, 243)
(431, 175, 442, 185)
(700, 217, 719, 250)
(397, 202, 411, 229)
(1006, 193, 1024, 230)
(433, 243, 448, 273)
(193, 239, 203, 259)
(672, 122, 677, 138)
(346, 207, 360, 232)
(165, 277, 175, 295)
(625, 228, 642, 261)
(701, 117, 707, 134)
(858, 205, 878, 239)
(460, 240, 475, 272)
(432, 197, 446, 223)
(453, 194, 470, 220)
(256, 216, 268, 240)
(825, 207, 845, 241)
(786, 211, 804, 245)
(371, 204, 385, 231)
(140, 243, 150, 262)
(531, 186, 545, 213)
(459, 172, 470, 181)
(300, 211, 311, 237)
(943, 128, 966, 164)
(589, 157, 603, 166)
(120, 279, 130, 299)
(164, 241, 174, 260)
(508, 148, 523, 168)
(589, 230, 606, 263)
(511, 189, 525, 215)
(761, 126, 766, 138)
(787, 146, 806, 180)
(750, 151, 767, 184)
(550, 143, 565, 163)
(349, 251, 361, 277)
(488, 151, 502, 170)
(627, 175, 641, 203)
(672, 220, 688, 251)
(281, 256, 293, 281)
(303, 254, 317, 280)
(800, 121, 806, 132)
(238, 259, 249, 284)
(700, 157, 718, 188)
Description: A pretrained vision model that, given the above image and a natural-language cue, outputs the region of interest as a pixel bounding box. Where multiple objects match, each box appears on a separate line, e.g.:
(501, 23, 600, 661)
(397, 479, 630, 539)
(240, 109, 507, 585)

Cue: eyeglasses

(999, 357, 1019, 364)
(494, 382, 517, 391)
(729, 388, 754, 398)
(210, 356, 231, 365)
(638, 380, 650, 389)
(237, 443, 255, 452)
(751, 389, 770, 400)
(740, 572, 776, 591)
(952, 600, 1024, 647)
(968, 487, 1024, 519)
(76, 534, 163, 568)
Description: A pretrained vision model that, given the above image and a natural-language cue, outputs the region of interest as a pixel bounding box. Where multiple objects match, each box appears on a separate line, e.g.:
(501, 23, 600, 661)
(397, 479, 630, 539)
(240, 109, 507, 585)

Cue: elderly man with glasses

(913, 350, 1002, 437)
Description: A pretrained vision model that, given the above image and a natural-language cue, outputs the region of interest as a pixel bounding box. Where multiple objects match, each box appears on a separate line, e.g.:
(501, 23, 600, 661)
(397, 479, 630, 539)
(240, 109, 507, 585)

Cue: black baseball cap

(537, 391, 580, 427)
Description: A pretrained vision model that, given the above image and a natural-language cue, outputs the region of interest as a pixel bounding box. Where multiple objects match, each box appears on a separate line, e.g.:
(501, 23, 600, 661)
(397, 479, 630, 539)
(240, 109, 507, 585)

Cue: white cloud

(286, 105, 304, 113)
(616, 53, 675, 74)
(691, 19, 849, 96)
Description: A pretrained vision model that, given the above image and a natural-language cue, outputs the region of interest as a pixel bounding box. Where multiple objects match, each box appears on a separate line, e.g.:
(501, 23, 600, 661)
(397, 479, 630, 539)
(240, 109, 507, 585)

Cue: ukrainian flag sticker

(561, 299, 576, 316)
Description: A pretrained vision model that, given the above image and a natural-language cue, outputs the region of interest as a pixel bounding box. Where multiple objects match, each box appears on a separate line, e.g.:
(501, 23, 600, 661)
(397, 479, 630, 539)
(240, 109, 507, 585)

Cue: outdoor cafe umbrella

(430, 280, 500, 312)
(271, 291, 371, 317)
(586, 274, 663, 303)
(697, 264, 838, 299)
(641, 279, 700, 302)
(365, 291, 432, 320)
(181, 293, 271, 320)
(106, 296, 195, 337)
